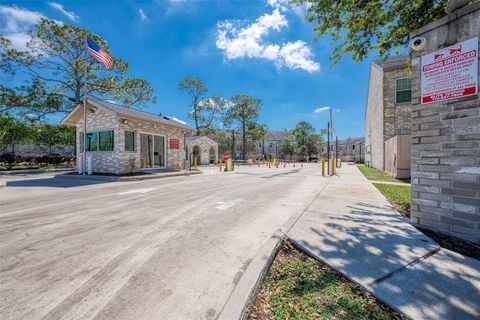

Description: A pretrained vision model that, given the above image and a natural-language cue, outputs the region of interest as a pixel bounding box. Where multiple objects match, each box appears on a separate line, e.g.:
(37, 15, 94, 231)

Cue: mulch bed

(417, 227, 480, 261)
(248, 241, 407, 320)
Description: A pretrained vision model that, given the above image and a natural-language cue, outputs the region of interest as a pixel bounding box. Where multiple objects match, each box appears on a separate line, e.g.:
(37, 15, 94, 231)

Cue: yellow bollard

(230, 159, 234, 171)
(331, 158, 335, 175)
(321, 159, 325, 176)
(194, 157, 197, 169)
(219, 159, 223, 171)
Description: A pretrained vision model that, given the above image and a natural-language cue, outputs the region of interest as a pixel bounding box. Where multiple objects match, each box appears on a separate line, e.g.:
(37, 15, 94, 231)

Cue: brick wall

(383, 68, 412, 140)
(77, 107, 119, 174)
(187, 136, 218, 165)
(117, 118, 186, 172)
(409, 3, 480, 243)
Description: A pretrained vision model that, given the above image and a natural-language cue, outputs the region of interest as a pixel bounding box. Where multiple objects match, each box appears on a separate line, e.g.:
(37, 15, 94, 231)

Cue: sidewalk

(287, 165, 480, 320)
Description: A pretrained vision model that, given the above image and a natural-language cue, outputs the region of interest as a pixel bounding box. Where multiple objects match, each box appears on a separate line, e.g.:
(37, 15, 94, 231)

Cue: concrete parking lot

(0, 163, 326, 320)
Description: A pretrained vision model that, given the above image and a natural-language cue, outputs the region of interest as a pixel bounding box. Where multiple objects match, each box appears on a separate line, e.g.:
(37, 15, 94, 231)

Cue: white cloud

(0, 5, 63, 52)
(314, 106, 331, 113)
(139, 8, 147, 21)
(267, 0, 310, 17)
(216, 9, 319, 72)
(267, 0, 289, 11)
(48, 2, 78, 22)
(0, 5, 45, 33)
(0, 5, 47, 51)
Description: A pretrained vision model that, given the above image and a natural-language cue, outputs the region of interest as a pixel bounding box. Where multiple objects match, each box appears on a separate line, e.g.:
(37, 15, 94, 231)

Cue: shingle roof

(89, 98, 191, 130)
(266, 130, 294, 141)
(372, 55, 409, 71)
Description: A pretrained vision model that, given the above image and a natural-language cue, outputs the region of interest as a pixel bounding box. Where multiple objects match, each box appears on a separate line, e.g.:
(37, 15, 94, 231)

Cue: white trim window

(82, 130, 114, 152)
(395, 78, 412, 104)
(125, 131, 135, 152)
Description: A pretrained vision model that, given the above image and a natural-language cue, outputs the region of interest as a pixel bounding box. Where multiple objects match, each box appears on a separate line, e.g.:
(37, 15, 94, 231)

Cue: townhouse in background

(337, 137, 365, 162)
(365, 56, 412, 178)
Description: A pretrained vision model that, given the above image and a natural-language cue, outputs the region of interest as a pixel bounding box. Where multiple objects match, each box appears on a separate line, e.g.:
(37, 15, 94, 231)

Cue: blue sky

(1, 0, 372, 139)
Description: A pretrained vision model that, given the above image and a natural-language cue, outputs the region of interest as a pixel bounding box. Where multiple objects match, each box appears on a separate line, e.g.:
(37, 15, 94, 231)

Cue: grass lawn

(249, 242, 406, 320)
(357, 164, 408, 183)
(373, 183, 411, 214)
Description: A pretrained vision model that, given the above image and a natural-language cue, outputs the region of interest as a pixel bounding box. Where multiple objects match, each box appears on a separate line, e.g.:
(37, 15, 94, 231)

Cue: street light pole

(327, 122, 330, 175)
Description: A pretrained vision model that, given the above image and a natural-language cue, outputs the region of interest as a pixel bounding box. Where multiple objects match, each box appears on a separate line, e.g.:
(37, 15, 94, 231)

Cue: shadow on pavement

(6, 177, 111, 188)
(289, 200, 480, 319)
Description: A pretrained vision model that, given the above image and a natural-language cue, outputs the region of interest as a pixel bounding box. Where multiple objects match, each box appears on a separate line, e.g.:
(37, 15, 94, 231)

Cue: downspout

(184, 130, 193, 169)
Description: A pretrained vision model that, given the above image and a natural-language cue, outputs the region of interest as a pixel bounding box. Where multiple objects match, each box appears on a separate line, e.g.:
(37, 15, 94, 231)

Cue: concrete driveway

(0, 164, 325, 320)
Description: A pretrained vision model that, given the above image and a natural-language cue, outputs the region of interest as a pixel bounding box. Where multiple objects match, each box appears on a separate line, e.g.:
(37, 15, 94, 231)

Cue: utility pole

(327, 122, 330, 175)
(262, 134, 265, 160)
(330, 107, 334, 164)
(335, 136, 338, 167)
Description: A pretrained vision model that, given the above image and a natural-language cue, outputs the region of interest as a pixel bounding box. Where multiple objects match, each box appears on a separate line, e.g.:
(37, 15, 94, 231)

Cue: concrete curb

(54, 170, 203, 182)
(217, 231, 284, 320)
(0, 168, 74, 176)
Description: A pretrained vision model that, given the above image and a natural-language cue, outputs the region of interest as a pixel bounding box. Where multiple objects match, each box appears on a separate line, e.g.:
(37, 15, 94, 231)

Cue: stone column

(409, 3, 480, 243)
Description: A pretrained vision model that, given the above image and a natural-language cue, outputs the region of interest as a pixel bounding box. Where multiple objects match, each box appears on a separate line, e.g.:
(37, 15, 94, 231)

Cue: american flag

(87, 36, 113, 69)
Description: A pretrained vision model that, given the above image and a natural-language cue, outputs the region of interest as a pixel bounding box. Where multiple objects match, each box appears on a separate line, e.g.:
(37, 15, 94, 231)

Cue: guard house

(61, 98, 191, 174)
(186, 135, 218, 165)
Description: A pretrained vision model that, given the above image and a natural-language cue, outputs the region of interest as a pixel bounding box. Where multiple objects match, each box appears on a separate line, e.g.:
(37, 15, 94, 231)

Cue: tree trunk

(262, 135, 265, 159)
(193, 101, 199, 134)
(231, 129, 235, 159)
(242, 122, 246, 160)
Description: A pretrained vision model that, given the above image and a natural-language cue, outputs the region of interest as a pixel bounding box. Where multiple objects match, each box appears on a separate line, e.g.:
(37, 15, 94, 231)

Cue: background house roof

(265, 130, 294, 141)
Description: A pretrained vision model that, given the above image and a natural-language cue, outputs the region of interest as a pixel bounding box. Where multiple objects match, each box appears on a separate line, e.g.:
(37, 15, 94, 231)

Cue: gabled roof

(61, 98, 191, 130)
(266, 130, 294, 141)
(186, 135, 218, 145)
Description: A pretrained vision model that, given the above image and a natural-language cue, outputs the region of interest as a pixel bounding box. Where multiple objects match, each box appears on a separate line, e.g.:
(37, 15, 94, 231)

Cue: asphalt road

(0, 163, 325, 320)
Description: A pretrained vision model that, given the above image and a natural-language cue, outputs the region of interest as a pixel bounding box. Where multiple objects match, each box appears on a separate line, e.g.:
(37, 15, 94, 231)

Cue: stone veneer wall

(187, 136, 218, 165)
(76, 107, 119, 174)
(117, 118, 187, 172)
(409, 3, 480, 243)
(76, 105, 187, 174)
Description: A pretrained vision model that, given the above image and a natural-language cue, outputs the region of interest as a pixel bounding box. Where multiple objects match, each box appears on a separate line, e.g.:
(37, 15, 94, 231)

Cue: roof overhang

(60, 98, 192, 131)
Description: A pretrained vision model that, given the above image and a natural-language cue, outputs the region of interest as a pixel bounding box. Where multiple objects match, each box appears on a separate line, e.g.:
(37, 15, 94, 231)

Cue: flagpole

(83, 33, 88, 175)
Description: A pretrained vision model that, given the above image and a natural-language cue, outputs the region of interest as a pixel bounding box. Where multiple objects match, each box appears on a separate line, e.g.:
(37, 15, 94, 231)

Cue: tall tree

(179, 76, 226, 134)
(34, 124, 75, 154)
(197, 94, 229, 134)
(0, 115, 34, 153)
(224, 95, 262, 160)
(0, 19, 156, 119)
(281, 139, 295, 160)
(178, 76, 207, 133)
(291, 121, 315, 147)
(294, 0, 448, 65)
(305, 134, 323, 160)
